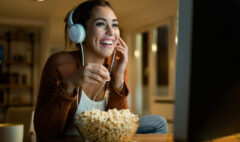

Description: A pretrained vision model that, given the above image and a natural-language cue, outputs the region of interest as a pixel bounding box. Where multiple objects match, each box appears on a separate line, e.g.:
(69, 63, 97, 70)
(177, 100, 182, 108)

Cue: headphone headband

(68, 9, 75, 26)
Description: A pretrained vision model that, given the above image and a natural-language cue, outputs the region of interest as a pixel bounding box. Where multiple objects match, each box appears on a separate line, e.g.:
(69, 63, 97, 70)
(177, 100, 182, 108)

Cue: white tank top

(65, 90, 106, 135)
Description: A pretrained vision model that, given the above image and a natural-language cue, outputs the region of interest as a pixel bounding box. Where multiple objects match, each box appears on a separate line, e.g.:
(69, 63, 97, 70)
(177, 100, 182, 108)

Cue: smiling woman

(33, 0, 167, 141)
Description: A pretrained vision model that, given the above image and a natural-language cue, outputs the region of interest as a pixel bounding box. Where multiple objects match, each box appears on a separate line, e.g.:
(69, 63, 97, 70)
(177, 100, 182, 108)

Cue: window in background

(142, 32, 149, 86)
(155, 25, 169, 97)
(141, 32, 149, 114)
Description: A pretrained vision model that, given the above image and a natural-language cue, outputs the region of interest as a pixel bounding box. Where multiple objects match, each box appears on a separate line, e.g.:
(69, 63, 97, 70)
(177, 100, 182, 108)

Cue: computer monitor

(174, 0, 240, 141)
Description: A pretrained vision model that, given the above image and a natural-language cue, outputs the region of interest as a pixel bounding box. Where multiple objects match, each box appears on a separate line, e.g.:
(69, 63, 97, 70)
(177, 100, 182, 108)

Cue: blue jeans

(136, 115, 168, 134)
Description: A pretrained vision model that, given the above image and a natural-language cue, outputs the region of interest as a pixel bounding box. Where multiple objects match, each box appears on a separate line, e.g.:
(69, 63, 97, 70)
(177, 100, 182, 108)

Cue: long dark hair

(64, 0, 114, 50)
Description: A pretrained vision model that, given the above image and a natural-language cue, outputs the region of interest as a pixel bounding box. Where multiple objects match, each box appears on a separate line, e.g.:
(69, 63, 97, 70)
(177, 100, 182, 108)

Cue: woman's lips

(100, 39, 114, 48)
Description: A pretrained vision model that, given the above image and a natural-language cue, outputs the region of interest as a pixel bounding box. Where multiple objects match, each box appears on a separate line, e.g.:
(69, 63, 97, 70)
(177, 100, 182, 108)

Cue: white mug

(0, 123, 24, 142)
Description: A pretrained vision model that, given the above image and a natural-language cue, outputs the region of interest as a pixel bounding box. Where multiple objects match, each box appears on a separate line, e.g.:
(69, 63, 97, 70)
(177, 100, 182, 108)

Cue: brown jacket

(34, 50, 129, 142)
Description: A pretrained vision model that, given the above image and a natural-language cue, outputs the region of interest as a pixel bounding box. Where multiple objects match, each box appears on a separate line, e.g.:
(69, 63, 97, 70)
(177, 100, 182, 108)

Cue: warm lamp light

(151, 44, 157, 52)
(134, 50, 140, 58)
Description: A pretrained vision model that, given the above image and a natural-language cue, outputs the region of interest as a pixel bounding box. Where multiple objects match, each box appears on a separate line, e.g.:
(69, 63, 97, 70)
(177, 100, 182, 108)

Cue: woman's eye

(112, 23, 119, 28)
(96, 22, 106, 26)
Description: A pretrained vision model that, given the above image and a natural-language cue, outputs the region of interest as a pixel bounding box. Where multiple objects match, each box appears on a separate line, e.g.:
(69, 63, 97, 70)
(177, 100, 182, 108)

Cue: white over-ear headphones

(68, 9, 86, 43)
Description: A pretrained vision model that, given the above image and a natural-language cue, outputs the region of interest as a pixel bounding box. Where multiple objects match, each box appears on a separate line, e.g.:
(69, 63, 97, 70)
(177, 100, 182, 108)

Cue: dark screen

(0, 45, 3, 72)
(189, 0, 240, 141)
(174, 0, 240, 141)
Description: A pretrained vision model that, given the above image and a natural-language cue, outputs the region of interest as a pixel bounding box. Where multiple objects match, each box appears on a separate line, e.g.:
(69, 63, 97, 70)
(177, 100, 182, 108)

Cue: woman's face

(84, 6, 120, 58)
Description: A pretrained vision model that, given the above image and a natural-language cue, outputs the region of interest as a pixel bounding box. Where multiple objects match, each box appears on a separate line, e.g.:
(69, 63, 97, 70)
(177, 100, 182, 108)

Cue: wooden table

(132, 134, 174, 142)
(131, 133, 240, 142)
(56, 134, 174, 142)
(55, 133, 240, 142)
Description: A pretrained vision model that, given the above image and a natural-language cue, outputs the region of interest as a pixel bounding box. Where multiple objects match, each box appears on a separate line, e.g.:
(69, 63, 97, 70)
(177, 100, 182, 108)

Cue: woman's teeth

(101, 40, 113, 45)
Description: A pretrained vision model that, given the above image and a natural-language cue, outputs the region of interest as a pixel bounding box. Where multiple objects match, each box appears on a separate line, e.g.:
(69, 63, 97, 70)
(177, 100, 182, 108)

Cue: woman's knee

(151, 115, 168, 133)
(137, 115, 168, 134)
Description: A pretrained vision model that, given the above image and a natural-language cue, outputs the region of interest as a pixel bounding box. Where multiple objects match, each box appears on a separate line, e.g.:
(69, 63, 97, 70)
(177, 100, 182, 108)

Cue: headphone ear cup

(69, 24, 86, 43)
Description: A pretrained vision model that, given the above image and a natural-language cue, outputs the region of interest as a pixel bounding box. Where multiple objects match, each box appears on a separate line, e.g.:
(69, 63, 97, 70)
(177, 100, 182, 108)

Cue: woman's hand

(112, 37, 128, 88)
(63, 63, 110, 94)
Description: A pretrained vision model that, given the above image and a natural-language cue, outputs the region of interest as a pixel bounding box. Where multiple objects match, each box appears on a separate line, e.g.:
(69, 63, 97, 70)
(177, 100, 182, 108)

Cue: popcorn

(75, 109, 140, 142)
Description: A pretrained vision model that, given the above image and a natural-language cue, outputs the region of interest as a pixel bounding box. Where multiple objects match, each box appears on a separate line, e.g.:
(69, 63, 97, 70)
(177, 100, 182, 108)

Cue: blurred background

(0, 0, 178, 141)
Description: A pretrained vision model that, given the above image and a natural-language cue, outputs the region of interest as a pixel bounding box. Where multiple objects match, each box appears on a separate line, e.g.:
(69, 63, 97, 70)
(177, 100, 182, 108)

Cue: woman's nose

(106, 25, 113, 35)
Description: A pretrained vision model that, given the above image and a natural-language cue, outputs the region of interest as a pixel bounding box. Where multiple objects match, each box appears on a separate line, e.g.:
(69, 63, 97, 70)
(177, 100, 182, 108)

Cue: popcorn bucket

(75, 109, 139, 142)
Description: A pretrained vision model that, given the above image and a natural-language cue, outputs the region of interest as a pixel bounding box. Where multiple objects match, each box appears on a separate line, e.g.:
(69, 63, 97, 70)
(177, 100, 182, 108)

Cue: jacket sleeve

(106, 68, 130, 110)
(34, 54, 77, 142)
